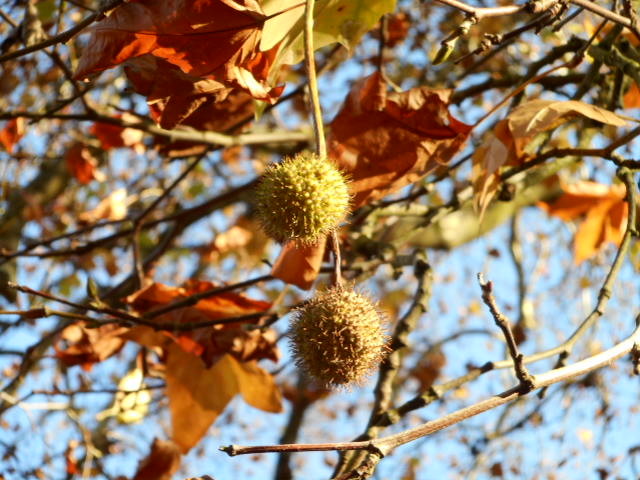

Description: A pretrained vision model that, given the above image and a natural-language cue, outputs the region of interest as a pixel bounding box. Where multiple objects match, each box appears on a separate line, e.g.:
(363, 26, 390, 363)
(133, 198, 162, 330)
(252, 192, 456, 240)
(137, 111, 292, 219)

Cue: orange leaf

(0, 118, 25, 153)
(64, 142, 102, 184)
(90, 113, 144, 152)
(74, 0, 282, 126)
(55, 323, 127, 371)
(125, 280, 277, 365)
(271, 236, 327, 290)
(539, 181, 627, 263)
(624, 82, 640, 109)
(133, 439, 181, 480)
(328, 72, 471, 208)
(166, 346, 281, 453)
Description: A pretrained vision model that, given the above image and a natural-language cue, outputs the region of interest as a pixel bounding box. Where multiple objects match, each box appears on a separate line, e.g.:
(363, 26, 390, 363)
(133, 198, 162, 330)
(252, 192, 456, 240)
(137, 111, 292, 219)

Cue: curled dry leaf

(124, 280, 279, 366)
(271, 235, 328, 290)
(472, 99, 629, 217)
(55, 323, 127, 371)
(329, 71, 471, 208)
(74, 0, 282, 128)
(539, 180, 628, 264)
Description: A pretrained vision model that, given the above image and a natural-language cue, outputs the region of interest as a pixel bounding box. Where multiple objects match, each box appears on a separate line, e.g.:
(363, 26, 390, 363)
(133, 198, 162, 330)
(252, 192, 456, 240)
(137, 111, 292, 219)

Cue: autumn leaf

(0, 118, 25, 153)
(124, 280, 278, 366)
(329, 71, 471, 208)
(271, 235, 328, 290)
(262, 0, 396, 66)
(473, 99, 629, 216)
(539, 181, 628, 263)
(166, 346, 282, 452)
(90, 113, 145, 152)
(133, 438, 181, 480)
(65, 142, 104, 184)
(623, 82, 640, 109)
(78, 188, 128, 224)
(74, 0, 282, 125)
(55, 323, 127, 371)
(154, 90, 255, 156)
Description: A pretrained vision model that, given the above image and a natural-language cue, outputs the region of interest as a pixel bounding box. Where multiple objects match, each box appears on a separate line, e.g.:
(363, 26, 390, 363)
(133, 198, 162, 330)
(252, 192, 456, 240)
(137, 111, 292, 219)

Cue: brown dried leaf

(65, 142, 102, 185)
(55, 323, 127, 371)
(124, 281, 277, 365)
(133, 438, 181, 480)
(328, 72, 471, 208)
(74, 0, 282, 128)
(472, 100, 628, 216)
(90, 114, 144, 152)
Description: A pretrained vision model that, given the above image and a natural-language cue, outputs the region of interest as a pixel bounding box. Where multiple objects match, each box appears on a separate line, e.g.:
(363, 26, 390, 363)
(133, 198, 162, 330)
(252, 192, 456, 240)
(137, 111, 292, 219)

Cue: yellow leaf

(227, 355, 283, 413)
(166, 345, 238, 453)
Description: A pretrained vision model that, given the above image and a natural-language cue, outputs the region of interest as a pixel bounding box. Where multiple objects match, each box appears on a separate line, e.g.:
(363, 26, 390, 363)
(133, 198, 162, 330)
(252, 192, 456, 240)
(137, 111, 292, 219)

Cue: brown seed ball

(255, 152, 350, 244)
(289, 287, 387, 387)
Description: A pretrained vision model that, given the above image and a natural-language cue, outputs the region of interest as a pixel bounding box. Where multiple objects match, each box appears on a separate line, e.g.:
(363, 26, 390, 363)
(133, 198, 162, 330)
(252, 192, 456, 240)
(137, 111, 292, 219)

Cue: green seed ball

(289, 287, 387, 387)
(255, 153, 350, 244)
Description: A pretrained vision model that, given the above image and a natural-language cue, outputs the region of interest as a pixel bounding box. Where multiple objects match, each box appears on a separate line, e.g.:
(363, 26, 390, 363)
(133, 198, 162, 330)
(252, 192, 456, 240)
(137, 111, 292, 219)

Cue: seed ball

(255, 152, 350, 244)
(289, 287, 387, 387)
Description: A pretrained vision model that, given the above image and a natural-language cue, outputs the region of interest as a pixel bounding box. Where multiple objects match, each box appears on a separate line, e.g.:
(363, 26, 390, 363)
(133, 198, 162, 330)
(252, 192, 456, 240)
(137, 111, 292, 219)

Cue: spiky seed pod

(255, 152, 350, 244)
(289, 287, 387, 387)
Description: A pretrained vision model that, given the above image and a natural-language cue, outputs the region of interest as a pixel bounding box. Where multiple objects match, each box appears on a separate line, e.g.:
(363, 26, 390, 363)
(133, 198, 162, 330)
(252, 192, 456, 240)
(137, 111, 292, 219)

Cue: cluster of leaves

(1, 0, 640, 479)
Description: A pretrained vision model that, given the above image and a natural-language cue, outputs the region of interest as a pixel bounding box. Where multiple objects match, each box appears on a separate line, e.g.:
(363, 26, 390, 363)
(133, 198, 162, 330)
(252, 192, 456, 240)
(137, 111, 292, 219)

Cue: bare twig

(221, 320, 640, 457)
(478, 273, 535, 391)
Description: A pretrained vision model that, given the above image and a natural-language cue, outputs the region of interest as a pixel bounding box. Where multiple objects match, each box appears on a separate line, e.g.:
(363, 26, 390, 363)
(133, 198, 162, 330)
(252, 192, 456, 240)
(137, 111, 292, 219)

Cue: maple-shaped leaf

(0, 118, 25, 153)
(55, 323, 127, 371)
(539, 180, 628, 263)
(166, 346, 282, 452)
(74, 0, 283, 128)
(329, 71, 472, 208)
(124, 280, 278, 366)
(473, 99, 629, 217)
(75, 0, 267, 79)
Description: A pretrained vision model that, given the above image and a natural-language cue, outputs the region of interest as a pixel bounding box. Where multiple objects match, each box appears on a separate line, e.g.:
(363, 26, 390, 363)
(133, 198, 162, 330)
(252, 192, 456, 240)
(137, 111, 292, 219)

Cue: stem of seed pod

(303, 0, 326, 158)
(330, 230, 343, 287)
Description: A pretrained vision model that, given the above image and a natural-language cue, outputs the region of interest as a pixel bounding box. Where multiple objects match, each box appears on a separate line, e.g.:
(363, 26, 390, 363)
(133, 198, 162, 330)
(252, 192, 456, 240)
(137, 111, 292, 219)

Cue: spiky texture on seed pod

(289, 287, 387, 387)
(255, 152, 350, 244)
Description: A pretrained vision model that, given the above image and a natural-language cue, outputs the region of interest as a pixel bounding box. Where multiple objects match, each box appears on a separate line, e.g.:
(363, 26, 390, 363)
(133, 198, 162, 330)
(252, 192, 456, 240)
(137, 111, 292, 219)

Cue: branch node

(219, 445, 238, 457)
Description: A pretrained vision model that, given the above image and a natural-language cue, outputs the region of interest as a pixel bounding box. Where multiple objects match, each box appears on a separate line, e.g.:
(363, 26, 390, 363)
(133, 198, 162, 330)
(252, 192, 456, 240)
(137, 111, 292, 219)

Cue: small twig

(329, 231, 343, 287)
(7, 282, 138, 322)
(478, 273, 535, 391)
